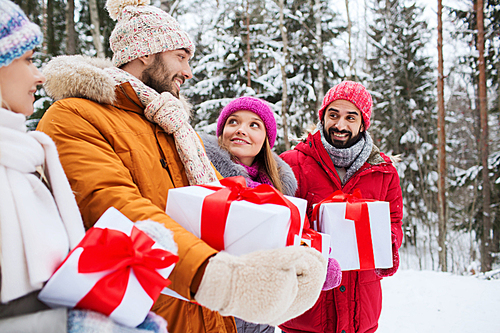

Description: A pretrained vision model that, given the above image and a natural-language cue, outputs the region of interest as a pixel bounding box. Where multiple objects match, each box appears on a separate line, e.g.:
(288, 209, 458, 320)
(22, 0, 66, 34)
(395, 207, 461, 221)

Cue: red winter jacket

(279, 130, 403, 333)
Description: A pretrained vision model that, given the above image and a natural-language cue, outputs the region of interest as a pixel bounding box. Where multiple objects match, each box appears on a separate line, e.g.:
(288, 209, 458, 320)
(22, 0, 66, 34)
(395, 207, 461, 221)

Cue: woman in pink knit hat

(201, 96, 342, 333)
(201, 96, 297, 196)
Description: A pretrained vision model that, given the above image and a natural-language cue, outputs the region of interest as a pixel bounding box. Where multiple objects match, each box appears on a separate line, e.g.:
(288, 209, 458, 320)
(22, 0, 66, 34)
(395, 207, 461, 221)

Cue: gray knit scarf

(319, 122, 373, 185)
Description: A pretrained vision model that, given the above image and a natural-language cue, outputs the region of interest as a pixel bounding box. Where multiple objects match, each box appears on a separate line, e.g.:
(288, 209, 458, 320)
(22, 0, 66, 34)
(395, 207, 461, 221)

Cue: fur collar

(200, 133, 297, 196)
(43, 55, 117, 104)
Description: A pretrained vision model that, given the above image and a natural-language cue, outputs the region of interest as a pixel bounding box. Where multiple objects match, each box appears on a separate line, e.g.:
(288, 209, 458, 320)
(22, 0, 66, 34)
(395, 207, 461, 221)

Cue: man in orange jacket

(37, 0, 328, 332)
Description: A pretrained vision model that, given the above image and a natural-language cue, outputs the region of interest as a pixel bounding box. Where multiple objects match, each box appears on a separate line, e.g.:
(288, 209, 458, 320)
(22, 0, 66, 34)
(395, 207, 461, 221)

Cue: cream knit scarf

(0, 108, 85, 303)
(104, 67, 217, 185)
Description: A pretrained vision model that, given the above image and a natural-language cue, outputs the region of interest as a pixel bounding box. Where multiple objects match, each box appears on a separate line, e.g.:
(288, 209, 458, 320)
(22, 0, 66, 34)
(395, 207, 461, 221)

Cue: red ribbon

(75, 227, 179, 316)
(199, 176, 302, 251)
(301, 228, 326, 255)
(312, 189, 375, 270)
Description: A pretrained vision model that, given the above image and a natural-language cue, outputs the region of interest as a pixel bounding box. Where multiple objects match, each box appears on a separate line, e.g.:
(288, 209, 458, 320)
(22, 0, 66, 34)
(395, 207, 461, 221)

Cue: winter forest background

(16, 0, 500, 277)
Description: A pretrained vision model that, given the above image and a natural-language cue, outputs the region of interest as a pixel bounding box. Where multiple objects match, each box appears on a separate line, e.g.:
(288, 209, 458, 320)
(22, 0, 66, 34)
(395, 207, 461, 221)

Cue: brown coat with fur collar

(37, 56, 235, 333)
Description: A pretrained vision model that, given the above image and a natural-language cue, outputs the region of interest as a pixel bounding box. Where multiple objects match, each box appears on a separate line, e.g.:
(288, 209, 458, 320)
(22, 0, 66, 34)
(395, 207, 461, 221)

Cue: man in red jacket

(280, 81, 403, 333)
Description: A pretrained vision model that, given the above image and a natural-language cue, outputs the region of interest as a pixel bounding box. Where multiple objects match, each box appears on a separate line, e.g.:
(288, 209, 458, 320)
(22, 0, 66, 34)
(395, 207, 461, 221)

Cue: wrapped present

(38, 207, 178, 327)
(312, 190, 392, 271)
(300, 228, 331, 260)
(166, 176, 307, 256)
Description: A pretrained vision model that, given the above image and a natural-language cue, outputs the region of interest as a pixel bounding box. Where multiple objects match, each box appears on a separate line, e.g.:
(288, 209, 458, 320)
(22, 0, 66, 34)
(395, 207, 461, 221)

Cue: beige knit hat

(106, 0, 195, 67)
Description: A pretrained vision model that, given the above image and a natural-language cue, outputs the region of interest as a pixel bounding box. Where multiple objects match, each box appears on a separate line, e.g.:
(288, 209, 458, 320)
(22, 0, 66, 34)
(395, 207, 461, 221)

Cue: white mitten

(134, 220, 178, 255)
(194, 246, 327, 326)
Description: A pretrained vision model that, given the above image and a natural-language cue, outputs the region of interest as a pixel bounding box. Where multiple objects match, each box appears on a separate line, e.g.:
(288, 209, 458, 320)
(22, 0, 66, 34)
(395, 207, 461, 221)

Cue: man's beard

(141, 55, 184, 98)
(323, 125, 363, 148)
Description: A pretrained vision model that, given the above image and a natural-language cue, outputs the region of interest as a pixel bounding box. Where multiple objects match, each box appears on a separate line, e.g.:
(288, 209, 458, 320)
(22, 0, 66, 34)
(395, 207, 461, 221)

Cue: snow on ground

(378, 269, 500, 333)
(276, 269, 500, 332)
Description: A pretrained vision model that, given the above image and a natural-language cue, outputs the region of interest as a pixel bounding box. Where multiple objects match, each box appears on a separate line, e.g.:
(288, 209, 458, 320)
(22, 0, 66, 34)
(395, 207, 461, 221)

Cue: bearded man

(280, 81, 404, 333)
(36, 0, 328, 332)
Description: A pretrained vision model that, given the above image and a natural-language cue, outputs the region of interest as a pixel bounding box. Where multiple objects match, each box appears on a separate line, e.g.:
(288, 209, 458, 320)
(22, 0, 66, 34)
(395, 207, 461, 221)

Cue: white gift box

(300, 229, 331, 260)
(317, 201, 392, 271)
(38, 207, 177, 327)
(166, 183, 307, 256)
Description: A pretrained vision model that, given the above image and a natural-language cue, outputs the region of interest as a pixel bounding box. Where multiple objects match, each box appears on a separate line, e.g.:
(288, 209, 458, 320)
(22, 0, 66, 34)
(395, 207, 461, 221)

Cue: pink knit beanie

(318, 81, 373, 130)
(106, 0, 195, 67)
(216, 97, 277, 148)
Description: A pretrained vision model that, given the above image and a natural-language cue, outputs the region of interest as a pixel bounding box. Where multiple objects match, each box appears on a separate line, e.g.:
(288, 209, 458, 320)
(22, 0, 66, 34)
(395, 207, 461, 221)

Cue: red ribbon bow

(75, 227, 179, 316)
(312, 189, 376, 270)
(199, 176, 302, 251)
(301, 228, 327, 255)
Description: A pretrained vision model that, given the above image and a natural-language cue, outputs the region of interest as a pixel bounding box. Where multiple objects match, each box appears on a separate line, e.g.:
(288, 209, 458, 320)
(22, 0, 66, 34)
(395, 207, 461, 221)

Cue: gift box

(38, 207, 179, 327)
(300, 228, 331, 260)
(312, 190, 392, 271)
(166, 176, 307, 256)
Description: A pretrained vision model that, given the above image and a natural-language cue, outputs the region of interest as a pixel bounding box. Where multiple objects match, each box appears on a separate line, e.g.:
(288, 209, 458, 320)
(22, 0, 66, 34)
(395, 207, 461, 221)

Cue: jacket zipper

(153, 127, 173, 180)
(119, 84, 174, 180)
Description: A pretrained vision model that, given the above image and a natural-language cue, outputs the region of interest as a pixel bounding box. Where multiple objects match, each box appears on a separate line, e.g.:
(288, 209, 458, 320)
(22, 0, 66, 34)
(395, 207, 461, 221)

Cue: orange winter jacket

(37, 56, 235, 333)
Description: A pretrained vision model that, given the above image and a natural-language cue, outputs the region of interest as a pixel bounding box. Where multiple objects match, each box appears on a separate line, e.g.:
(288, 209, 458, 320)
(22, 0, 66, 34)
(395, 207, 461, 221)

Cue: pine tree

(184, 0, 343, 152)
(367, 0, 438, 267)
(447, 0, 500, 268)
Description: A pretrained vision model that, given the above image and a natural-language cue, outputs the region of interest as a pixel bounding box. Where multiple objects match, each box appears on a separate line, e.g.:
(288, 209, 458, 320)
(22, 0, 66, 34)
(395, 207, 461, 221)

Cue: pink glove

(375, 233, 400, 278)
(322, 257, 342, 290)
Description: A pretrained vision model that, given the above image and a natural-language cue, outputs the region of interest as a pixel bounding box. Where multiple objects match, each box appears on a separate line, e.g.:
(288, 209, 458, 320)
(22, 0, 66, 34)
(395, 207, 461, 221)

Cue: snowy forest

(16, 0, 500, 276)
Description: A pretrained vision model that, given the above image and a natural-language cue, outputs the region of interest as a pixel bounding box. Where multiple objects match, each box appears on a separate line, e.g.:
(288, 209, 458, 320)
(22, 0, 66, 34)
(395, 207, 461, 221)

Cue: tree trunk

(89, 0, 105, 58)
(476, 0, 492, 272)
(345, 0, 354, 79)
(66, 0, 76, 55)
(497, 61, 500, 127)
(46, 0, 55, 55)
(278, 0, 290, 151)
(314, 0, 325, 112)
(246, 0, 251, 89)
(436, 0, 447, 272)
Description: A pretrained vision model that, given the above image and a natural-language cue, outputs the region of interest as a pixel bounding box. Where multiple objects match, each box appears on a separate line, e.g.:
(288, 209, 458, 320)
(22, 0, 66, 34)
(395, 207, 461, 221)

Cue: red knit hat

(318, 81, 373, 130)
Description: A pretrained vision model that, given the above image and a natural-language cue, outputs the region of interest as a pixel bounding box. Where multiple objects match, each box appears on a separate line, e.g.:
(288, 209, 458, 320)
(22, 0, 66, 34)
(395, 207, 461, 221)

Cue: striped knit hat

(106, 0, 195, 67)
(318, 81, 373, 130)
(0, 0, 43, 68)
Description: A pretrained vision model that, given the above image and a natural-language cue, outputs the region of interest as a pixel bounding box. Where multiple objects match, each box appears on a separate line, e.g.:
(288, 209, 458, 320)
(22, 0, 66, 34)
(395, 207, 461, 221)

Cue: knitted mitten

(134, 220, 178, 255)
(322, 257, 342, 290)
(194, 246, 327, 326)
(68, 309, 166, 333)
(137, 312, 169, 333)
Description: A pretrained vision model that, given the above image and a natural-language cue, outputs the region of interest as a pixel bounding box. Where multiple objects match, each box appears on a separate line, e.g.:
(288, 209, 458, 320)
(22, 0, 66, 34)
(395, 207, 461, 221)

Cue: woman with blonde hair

(0, 1, 168, 331)
(202, 96, 297, 196)
(202, 96, 341, 333)
(0, 1, 84, 330)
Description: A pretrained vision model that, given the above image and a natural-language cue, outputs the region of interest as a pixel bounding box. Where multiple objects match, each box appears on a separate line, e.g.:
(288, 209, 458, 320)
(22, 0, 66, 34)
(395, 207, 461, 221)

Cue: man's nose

(182, 63, 193, 80)
(334, 118, 348, 130)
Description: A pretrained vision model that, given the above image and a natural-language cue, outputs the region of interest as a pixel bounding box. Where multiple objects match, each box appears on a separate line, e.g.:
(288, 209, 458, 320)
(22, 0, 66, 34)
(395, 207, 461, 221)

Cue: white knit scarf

(104, 67, 218, 185)
(0, 108, 85, 303)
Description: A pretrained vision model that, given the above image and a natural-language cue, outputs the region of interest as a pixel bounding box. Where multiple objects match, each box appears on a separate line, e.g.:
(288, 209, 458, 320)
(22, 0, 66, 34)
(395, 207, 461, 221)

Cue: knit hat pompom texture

(105, 0, 195, 67)
(318, 81, 373, 130)
(0, 0, 43, 68)
(217, 96, 277, 149)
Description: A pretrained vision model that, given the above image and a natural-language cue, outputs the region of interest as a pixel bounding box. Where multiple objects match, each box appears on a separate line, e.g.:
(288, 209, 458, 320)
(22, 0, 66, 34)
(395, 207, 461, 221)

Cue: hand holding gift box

(166, 176, 307, 256)
(38, 207, 179, 327)
(311, 189, 393, 271)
